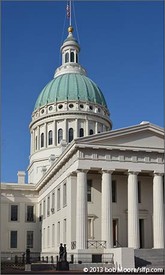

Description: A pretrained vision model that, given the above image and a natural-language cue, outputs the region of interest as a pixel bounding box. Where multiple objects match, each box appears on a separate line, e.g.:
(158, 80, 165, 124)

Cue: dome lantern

(54, 25, 86, 78)
(61, 26, 80, 65)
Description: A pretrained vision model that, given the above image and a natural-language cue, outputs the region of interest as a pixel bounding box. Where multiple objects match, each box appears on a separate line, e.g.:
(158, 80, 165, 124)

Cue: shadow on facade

(135, 256, 151, 268)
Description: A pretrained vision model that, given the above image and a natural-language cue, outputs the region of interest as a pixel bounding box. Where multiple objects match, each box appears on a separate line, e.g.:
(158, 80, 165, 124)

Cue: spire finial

(68, 26, 73, 33)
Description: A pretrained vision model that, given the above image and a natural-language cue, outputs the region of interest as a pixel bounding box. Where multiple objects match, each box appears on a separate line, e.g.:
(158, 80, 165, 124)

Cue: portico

(74, 166, 164, 251)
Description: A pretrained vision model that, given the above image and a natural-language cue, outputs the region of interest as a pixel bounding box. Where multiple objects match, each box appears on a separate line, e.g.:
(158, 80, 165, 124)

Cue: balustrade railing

(88, 240, 106, 249)
(71, 240, 107, 250)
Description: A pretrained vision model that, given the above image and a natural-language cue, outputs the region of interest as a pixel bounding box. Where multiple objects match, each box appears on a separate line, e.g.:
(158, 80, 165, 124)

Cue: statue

(63, 244, 67, 261)
(25, 248, 31, 271)
(56, 243, 69, 271)
(59, 243, 64, 261)
(26, 248, 31, 264)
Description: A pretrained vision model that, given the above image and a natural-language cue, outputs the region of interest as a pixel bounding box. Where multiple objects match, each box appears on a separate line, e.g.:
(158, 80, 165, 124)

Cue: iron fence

(1, 252, 40, 263)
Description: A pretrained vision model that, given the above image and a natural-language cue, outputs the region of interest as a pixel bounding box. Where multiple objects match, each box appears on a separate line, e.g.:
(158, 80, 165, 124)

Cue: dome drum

(31, 100, 110, 124)
(29, 114, 111, 157)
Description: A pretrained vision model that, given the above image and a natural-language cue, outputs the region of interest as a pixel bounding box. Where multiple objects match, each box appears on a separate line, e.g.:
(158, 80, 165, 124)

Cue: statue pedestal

(56, 261, 69, 271)
(25, 264, 31, 271)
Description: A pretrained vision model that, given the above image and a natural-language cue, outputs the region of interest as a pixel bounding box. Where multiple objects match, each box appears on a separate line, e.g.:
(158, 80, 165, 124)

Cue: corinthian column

(101, 170, 113, 248)
(153, 172, 164, 248)
(128, 170, 140, 248)
(76, 169, 88, 249)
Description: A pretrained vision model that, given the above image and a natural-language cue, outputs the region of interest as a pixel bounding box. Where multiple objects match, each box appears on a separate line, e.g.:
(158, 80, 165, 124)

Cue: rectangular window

(113, 219, 118, 246)
(112, 180, 117, 203)
(138, 181, 141, 203)
(26, 205, 34, 222)
(63, 183, 67, 207)
(63, 219, 67, 243)
(52, 224, 55, 247)
(39, 203, 42, 217)
(47, 196, 50, 216)
(139, 219, 144, 248)
(43, 228, 45, 249)
(87, 180, 92, 202)
(57, 188, 60, 210)
(11, 205, 18, 221)
(40, 230, 42, 249)
(27, 231, 33, 248)
(43, 200, 46, 219)
(35, 136, 37, 150)
(51, 192, 55, 212)
(88, 218, 93, 239)
(57, 222, 60, 244)
(10, 231, 17, 248)
(47, 226, 50, 247)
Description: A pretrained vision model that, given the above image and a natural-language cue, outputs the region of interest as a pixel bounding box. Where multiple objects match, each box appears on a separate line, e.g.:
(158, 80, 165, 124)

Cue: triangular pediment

(75, 123, 164, 150)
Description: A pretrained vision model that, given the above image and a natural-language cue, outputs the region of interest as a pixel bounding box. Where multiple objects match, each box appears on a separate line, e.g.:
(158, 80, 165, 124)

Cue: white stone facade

(1, 23, 164, 269)
(1, 123, 164, 267)
(28, 103, 111, 184)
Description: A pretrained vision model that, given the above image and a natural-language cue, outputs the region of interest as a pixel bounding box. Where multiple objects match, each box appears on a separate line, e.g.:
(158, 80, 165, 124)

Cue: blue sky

(2, 1, 164, 183)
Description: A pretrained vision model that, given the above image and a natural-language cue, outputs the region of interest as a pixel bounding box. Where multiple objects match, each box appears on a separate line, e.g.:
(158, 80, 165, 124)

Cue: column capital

(76, 169, 89, 174)
(128, 170, 140, 175)
(67, 171, 76, 177)
(153, 171, 164, 177)
(102, 169, 115, 174)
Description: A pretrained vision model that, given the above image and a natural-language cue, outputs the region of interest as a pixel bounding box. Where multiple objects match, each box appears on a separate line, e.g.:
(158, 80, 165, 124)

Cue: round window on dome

(58, 104, 63, 109)
(80, 104, 84, 109)
(49, 106, 53, 111)
(98, 108, 101, 113)
(89, 105, 93, 110)
(41, 109, 45, 114)
(69, 103, 74, 109)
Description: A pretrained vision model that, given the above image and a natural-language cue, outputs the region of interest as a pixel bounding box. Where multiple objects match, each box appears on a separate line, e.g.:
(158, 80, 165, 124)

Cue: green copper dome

(34, 73, 107, 110)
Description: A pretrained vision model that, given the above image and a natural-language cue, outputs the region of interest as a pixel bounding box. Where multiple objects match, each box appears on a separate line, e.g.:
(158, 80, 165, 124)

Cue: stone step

(134, 249, 165, 269)
(31, 263, 55, 271)
(31, 262, 114, 272)
(69, 263, 114, 271)
(135, 249, 164, 255)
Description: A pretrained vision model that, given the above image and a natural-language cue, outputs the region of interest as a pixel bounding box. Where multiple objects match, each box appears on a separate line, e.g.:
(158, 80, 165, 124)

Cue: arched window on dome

(65, 52, 69, 63)
(69, 128, 74, 142)
(41, 133, 44, 148)
(48, 130, 53, 145)
(35, 136, 38, 150)
(70, 52, 74, 62)
(89, 129, 94, 135)
(79, 128, 84, 137)
(76, 53, 78, 63)
(58, 128, 63, 144)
